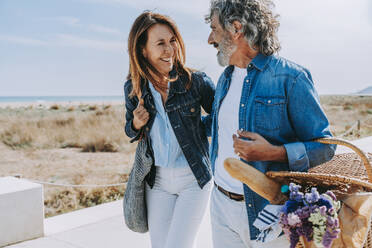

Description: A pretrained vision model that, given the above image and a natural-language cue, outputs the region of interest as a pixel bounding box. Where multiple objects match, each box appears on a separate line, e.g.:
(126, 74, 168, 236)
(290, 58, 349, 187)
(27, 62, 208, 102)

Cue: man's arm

(283, 70, 336, 171)
(232, 131, 287, 162)
(232, 70, 336, 171)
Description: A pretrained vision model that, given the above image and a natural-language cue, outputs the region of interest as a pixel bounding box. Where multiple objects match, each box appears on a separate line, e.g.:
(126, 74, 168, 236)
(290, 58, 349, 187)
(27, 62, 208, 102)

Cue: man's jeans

(146, 166, 211, 248)
(210, 186, 289, 248)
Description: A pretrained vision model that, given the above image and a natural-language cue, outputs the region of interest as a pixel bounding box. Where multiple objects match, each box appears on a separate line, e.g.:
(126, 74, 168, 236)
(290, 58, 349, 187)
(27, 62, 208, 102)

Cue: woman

(124, 11, 215, 248)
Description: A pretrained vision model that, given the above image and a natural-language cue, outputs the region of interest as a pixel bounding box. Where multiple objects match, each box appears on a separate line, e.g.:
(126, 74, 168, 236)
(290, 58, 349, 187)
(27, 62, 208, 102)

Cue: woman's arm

(124, 80, 142, 142)
(195, 72, 215, 137)
(196, 72, 215, 114)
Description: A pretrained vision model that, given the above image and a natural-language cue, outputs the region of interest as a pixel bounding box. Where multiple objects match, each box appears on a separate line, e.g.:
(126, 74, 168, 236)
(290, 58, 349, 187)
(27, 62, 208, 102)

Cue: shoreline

(0, 100, 124, 108)
(1, 94, 371, 108)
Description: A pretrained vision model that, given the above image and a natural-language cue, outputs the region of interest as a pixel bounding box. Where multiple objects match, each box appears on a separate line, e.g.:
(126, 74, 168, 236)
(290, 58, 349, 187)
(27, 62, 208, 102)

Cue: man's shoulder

(268, 55, 310, 79)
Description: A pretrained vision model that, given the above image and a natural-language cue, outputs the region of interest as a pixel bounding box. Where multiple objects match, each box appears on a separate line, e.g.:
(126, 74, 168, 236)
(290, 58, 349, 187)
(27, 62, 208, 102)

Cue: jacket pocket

(180, 102, 200, 117)
(254, 96, 285, 131)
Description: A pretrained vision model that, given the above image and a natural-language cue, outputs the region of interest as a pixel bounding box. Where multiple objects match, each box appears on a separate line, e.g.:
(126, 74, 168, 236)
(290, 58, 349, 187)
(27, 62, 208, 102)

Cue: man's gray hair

(205, 0, 281, 56)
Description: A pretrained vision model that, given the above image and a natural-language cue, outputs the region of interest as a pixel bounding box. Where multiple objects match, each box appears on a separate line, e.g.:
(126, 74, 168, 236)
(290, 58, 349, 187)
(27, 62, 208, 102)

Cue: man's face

(208, 14, 236, 67)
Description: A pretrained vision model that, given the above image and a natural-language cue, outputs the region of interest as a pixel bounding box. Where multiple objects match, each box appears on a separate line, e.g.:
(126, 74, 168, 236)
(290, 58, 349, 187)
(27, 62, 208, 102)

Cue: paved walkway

(334, 135, 372, 154)
(7, 199, 212, 248)
(6, 136, 372, 248)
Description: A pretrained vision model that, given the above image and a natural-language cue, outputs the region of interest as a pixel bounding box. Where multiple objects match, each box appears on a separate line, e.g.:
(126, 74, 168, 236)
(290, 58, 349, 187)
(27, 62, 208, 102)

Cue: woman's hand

(132, 99, 149, 130)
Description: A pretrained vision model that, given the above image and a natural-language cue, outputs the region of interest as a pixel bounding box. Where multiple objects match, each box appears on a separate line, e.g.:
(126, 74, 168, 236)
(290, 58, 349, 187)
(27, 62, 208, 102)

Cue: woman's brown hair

(127, 11, 192, 98)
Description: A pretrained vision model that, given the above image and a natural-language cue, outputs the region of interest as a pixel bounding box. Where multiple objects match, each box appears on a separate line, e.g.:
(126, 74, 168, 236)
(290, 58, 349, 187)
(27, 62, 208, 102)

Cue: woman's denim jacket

(124, 71, 215, 189)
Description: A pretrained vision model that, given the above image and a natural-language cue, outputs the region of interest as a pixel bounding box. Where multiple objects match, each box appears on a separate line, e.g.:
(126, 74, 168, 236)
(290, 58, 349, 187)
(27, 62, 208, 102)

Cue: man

(205, 0, 336, 247)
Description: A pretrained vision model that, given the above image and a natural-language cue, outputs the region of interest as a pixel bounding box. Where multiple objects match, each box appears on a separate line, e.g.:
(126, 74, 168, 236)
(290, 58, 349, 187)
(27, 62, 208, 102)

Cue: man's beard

(217, 35, 236, 67)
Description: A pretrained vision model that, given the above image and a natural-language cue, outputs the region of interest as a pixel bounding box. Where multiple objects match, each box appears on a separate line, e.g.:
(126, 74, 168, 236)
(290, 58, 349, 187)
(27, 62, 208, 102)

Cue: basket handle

(314, 137, 372, 184)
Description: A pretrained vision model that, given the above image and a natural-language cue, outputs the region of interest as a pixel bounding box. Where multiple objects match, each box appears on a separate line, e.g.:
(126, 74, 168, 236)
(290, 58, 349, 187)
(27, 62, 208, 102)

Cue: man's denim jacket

(209, 54, 336, 240)
(124, 71, 215, 189)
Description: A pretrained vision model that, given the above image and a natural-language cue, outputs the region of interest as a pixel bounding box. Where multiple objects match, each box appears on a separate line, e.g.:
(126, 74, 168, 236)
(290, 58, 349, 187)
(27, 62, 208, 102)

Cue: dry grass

(50, 104, 60, 110)
(81, 138, 119, 153)
(67, 106, 75, 112)
(0, 105, 130, 152)
(320, 95, 372, 139)
(44, 186, 126, 217)
(89, 105, 97, 111)
(0, 96, 371, 218)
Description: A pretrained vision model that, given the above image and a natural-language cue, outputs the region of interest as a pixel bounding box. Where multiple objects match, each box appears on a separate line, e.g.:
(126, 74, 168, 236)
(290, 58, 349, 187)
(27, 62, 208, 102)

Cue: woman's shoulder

(191, 71, 214, 88)
(124, 79, 136, 102)
(190, 71, 207, 84)
(124, 79, 134, 95)
(124, 79, 133, 88)
(191, 70, 207, 79)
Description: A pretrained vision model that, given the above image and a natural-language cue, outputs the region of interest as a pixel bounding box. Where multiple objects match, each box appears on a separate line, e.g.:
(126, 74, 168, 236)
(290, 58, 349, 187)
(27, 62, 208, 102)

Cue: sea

(0, 96, 124, 103)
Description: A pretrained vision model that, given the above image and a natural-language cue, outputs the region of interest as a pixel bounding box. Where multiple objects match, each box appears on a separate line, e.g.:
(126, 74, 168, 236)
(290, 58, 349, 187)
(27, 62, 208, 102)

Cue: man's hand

(232, 130, 288, 162)
(132, 99, 149, 131)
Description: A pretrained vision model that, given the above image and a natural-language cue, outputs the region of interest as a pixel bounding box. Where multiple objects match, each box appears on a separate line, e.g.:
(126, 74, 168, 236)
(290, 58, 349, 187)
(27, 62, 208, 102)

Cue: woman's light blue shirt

(148, 82, 189, 168)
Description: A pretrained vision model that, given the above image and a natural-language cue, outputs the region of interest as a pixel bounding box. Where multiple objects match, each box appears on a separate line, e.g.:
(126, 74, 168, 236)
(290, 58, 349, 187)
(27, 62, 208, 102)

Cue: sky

(0, 0, 371, 96)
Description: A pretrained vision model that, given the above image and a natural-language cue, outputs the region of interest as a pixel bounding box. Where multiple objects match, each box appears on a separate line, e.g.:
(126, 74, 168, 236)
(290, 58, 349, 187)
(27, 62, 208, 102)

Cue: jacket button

(190, 108, 195, 112)
(248, 204, 252, 207)
(145, 127, 149, 131)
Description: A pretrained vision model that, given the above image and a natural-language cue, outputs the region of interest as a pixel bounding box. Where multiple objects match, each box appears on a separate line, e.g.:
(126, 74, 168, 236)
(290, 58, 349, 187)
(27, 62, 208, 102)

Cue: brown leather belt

(214, 182, 244, 202)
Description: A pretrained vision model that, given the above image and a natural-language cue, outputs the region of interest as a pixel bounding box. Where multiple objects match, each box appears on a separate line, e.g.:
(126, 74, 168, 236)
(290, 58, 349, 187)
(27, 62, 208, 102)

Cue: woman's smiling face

(143, 23, 178, 77)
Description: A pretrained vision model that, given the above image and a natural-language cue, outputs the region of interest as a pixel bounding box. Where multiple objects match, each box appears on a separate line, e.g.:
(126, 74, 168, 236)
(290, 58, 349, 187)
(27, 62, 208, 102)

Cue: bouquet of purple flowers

(279, 183, 341, 248)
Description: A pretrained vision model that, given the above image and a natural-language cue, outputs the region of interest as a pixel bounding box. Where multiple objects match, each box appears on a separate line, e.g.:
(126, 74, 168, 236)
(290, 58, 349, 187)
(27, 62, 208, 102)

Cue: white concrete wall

(0, 177, 44, 247)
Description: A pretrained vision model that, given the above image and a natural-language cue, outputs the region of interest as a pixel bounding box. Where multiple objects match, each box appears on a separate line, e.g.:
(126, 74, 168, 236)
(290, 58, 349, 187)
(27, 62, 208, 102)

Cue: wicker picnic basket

(265, 138, 372, 248)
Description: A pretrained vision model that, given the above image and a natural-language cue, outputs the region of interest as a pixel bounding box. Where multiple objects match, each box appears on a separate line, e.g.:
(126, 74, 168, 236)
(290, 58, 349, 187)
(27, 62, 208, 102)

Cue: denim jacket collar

(140, 69, 187, 98)
(222, 65, 234, 78)
(222, 53, 272, 78)
(250, 53, 271, 71)
(169, 68, 188, 94)
(140, 78, 151, 99)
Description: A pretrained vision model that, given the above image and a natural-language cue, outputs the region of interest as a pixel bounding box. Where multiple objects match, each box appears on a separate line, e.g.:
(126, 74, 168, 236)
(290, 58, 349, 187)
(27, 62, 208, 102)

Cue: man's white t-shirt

(214, 66, 247, 195)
